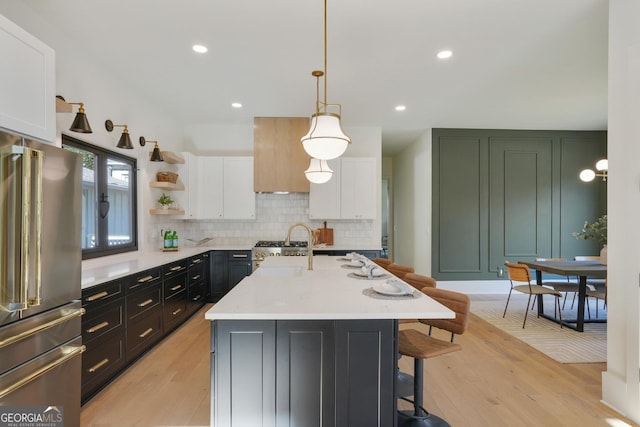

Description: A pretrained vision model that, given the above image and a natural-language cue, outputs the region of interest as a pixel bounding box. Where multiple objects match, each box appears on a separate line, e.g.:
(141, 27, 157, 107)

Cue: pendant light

(301, 0, 351, 160)
(305, 158, 333, 184)
(105, 119, 133, 149)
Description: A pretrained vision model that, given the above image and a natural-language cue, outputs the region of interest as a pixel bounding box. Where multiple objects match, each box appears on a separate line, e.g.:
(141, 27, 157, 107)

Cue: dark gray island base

(211, 319, 398, 426)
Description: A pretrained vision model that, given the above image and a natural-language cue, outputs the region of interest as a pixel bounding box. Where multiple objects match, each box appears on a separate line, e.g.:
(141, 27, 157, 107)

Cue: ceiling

(13, 0, 608, 155)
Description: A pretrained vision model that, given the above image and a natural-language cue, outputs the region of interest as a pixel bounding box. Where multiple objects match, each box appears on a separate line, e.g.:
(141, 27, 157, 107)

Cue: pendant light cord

(323, 0, 327, 107)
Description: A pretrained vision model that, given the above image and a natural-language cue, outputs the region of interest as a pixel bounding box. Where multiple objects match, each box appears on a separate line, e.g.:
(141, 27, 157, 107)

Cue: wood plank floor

(80, 301, 639, 427)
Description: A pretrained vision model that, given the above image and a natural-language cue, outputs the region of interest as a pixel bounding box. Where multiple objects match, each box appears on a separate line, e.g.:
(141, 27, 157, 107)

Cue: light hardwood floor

(81, 300, 639, 427)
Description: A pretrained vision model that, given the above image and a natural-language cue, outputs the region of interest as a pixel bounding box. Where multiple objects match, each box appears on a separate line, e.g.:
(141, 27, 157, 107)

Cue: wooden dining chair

(503, 262, 564, 328)
(535, 258, 579, 311)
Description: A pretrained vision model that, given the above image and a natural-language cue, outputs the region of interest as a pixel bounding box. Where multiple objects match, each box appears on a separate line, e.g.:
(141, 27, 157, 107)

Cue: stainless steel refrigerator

(0, 130, 84, 426)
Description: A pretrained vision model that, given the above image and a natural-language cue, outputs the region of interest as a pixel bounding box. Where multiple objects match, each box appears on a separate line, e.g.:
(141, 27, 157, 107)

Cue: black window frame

(62, 134, 138, 259)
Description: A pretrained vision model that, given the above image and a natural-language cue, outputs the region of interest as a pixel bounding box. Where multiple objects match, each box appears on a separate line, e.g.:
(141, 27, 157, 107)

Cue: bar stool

(398, 287, 470, 427)
(387, 263, 414, 280)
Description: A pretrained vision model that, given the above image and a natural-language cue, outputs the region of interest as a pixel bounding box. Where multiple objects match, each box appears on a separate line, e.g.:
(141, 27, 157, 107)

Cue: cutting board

(318, 221, 333, 245)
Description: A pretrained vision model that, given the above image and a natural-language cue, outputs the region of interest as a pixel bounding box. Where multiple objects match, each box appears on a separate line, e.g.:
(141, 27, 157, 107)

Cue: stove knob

(275, 253, 281, 256)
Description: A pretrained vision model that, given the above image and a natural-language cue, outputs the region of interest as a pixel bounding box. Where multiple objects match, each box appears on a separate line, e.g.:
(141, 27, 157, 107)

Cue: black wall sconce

(139, 136, 164, 162)
(56, 95, 92, 133)
(105, 119, 133, 149)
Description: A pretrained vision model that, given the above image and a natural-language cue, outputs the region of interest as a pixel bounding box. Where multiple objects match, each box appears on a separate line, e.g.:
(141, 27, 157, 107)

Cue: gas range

(252, 241, 309, 269)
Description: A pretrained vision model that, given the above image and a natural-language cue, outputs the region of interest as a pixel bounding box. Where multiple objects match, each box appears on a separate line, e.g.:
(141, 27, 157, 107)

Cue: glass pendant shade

(305, 158, 333, 184)
(579, 169, 596, 182)
(150, 143, 164, 162)
(116, 132, 133, 149)
(69, 112, 92, 133)
(301, 112, 350, 160)
(595, 159, 608, 171)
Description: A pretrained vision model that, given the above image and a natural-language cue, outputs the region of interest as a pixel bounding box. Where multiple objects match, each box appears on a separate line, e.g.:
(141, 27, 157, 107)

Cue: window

(63, 134, 138, 259)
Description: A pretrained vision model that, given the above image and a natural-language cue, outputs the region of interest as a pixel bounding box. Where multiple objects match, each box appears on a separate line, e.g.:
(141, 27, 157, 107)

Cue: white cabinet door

(223, 157, 255, 219)
(0, 15, 55, 143)
(340, 158, 377, 219)
(309, 159, 341, 220)
(198, 157, 224, 219)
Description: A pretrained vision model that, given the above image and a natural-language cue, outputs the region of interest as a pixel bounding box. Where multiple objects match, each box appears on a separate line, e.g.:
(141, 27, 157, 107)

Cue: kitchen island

(205, 255, 454, 426)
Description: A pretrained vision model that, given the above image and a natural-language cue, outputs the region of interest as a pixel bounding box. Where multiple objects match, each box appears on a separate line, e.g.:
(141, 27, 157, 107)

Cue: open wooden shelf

(148, 151, 184, 164)
(149, 181, 185, 191)
(149, 208, 185, 215)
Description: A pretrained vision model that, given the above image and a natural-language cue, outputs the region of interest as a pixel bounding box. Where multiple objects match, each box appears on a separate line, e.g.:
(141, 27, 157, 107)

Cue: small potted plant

(157, 192, 174, 210)
(572, 214, 607, 264)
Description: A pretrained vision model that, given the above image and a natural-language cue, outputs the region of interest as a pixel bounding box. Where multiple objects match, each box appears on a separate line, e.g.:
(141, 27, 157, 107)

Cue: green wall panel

(432, 129, 606, 281)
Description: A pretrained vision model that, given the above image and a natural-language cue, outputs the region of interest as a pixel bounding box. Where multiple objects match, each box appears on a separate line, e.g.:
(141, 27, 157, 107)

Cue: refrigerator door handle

(28, 148, 44, 307)
(0, 344, 85, 400)
(0, 307, 85, 350)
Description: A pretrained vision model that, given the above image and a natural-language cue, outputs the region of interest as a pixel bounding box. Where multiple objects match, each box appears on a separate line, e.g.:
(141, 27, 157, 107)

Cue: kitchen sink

(252, 265, 304, 277)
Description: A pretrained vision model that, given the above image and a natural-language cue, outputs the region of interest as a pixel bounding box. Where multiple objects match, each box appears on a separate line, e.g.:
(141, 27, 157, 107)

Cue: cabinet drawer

(163, 259, 188, 278)
(164, 291, 188, 330)
(127, 284, 161, 321)
(188, 253, 206, 269)
(126, 308, 163, 361)
(164, 274, 187, 299)
(82, 299, 125, 345)
(82, 280, 124, 308)
(227, 250, 251, 261)
(81, 329, 126, 402)
(189, 282, 205, 305)
(127, 267, 162, 293)
(188, 263, 204, 285)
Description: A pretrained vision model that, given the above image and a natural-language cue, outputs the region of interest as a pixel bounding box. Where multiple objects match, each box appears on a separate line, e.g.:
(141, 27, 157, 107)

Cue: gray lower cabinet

(211, 319, 397, 426)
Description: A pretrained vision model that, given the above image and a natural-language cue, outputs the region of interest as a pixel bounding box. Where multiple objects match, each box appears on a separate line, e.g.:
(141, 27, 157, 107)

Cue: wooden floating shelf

(149, 151, 185, 164)
(149, 181, 185, 191)
(149, 208, 185, 215)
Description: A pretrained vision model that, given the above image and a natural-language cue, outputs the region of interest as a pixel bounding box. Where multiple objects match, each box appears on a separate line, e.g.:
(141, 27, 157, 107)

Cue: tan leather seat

(373, 258, 392, 268)
(386, 263, 414, 280)
(403, 273, 436, 291)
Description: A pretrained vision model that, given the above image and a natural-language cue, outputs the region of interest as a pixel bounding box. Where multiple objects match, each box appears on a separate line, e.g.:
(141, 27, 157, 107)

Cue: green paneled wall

(432, 129, 606, 281)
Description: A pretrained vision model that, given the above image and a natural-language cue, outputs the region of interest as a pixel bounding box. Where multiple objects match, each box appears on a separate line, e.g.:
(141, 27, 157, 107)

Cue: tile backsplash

(147, 193, 377, 249)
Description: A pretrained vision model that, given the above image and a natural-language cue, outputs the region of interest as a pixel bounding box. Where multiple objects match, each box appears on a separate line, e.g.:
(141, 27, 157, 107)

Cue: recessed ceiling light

(437, 50, 453, 59)
(231, 102, 242, 108)
(192, 44, 208, 53)
(395, 105, 406, 111)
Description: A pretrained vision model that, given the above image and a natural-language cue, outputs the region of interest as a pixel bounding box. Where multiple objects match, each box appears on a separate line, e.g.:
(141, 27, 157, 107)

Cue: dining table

(518, 260, 607, 332)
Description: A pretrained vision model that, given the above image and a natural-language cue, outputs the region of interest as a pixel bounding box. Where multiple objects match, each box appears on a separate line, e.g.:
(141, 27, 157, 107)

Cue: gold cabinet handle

(170, 285, 182, 291)
(88, 358, 110, 373)
(191, 275, 201, 281)
(86, 321, 110, 334)
(138, 275, 154, 283)
(232, 254, 248, 258)
(86, 291, 109, 302)
(169, 265, 183, 271)
(192, 259, 202, 264)
(139, 328, 153, 338)
(192, 294, 202, 302)
(137, 299, 153, 307)
(172, 308, 182, 316)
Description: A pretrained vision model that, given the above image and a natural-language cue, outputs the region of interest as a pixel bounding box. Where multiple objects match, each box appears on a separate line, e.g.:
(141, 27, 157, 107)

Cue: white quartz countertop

(205, 256, 455, 321)
(81, 245, 245, 289)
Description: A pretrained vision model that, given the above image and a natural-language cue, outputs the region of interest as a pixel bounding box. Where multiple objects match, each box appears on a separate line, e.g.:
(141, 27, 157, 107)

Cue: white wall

(393, 130, 432, 275)
(601, 0, 640, 421)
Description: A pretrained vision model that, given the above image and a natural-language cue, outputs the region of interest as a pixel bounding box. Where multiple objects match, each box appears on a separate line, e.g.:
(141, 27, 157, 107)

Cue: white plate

(373, 281, 413, 296)
(353, 268, 386, 278)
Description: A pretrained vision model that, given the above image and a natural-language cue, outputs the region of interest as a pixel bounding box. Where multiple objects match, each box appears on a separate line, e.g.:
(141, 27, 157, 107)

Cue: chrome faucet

(285, 222, 314, 270)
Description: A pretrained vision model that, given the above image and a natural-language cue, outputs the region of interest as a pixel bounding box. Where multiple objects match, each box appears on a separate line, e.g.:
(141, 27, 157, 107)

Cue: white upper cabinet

(309, 157, 377, 220)
(0, 15, 55, 143)
(223, 157, 255, 219)
(309, 159, 341, 219)
(183, 156, 254, 220)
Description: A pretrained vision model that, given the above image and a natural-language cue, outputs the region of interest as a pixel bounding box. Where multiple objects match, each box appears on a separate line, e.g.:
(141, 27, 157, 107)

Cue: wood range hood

(253, 117, 311, 193)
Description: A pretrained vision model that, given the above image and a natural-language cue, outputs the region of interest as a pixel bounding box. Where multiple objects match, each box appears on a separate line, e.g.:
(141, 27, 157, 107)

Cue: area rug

(470, 294, 606, 364)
